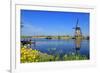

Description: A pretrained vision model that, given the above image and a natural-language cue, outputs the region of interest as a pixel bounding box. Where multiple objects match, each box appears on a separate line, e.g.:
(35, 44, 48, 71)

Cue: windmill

(73, 19, 82, 55)
(21, 21, 24, 28)
(73, 19, 82, 38)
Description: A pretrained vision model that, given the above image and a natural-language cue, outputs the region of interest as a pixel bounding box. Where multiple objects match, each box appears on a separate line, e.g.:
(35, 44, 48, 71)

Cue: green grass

(63, 54, 88, 60)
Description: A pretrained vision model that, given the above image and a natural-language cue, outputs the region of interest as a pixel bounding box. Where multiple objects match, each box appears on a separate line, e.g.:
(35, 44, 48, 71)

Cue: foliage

(21, 46, 88, 63)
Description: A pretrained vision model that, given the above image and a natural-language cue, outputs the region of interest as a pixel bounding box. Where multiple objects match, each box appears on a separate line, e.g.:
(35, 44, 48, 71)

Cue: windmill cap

(76, 27, 80, 30)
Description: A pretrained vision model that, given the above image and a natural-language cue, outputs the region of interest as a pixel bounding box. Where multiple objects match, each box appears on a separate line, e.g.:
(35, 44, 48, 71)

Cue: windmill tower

(73, 19, 82, 39)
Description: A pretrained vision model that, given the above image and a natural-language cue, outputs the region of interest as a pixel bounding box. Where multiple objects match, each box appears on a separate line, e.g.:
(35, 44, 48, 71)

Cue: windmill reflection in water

(73, 19, 82, 56)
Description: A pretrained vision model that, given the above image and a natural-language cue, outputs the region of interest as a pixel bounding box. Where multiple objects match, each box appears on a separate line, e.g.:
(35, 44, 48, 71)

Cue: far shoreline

(21, 35, 89, 40)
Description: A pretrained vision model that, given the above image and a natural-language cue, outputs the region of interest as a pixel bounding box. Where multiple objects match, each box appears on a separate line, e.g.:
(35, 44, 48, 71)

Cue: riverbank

(21, 46, 54, 63)
(21, 46, 88, 63)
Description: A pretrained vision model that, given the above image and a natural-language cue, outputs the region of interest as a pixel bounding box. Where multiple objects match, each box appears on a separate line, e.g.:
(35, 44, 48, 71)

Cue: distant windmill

(73, 19, 82, 38)
(21, 21, 24, 28)
(21, 21, 24, 36)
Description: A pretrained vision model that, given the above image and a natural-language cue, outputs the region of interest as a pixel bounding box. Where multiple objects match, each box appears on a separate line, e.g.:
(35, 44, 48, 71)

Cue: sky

(21, 9, 89, 36)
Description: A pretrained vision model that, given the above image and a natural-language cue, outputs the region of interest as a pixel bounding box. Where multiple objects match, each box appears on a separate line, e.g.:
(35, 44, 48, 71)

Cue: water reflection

(21, 37, 89, 60)
(74, 38, 82, 55)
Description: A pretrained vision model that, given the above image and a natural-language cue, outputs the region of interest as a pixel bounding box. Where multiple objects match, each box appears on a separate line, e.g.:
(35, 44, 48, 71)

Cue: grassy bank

(21, 46, 88, 63)
(21, 46, 54, 63)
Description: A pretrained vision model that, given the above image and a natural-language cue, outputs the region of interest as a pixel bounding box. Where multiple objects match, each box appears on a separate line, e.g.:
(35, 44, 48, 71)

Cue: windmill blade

(21, 25, 24, 28)
(76, 18, 79, 27)
(72, 27, 75, 29)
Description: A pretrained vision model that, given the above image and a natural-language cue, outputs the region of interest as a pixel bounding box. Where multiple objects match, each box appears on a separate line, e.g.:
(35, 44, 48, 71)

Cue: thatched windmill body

(73, 19, 82, 39)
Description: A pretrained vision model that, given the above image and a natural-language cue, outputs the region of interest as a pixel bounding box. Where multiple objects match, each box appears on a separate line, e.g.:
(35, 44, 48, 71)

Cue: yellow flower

(36, 59, 38, 62)
(33, 55, 36, 59)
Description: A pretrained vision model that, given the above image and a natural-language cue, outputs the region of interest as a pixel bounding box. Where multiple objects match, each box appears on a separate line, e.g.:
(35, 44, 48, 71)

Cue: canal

(29, 38, 90, 59)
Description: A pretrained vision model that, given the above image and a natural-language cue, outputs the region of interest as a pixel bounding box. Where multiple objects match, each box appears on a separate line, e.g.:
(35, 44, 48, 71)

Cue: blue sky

(21, 10, 89, 36)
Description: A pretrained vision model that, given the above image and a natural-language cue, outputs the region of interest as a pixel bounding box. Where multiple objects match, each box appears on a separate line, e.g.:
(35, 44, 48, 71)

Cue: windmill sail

(76, 19, 79, 28)
(73, 19, 82, 38)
